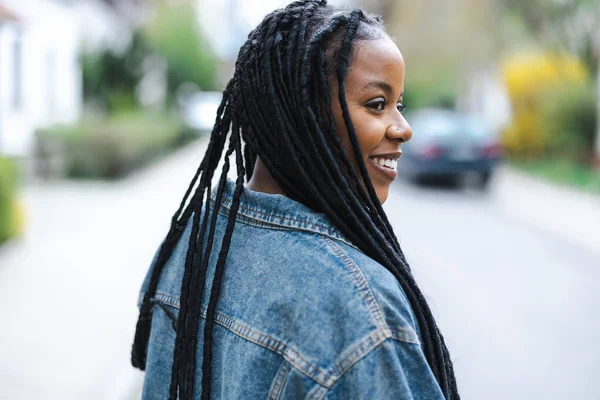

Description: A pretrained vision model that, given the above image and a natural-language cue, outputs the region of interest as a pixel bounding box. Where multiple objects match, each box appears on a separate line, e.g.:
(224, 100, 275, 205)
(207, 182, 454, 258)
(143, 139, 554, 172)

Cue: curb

(492, 165, 600, 257)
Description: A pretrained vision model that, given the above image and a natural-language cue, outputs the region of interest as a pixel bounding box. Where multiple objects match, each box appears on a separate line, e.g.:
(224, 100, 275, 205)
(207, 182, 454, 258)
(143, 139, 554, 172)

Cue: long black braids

(300, 11, 450, 391)
(131, 1, 460, 399)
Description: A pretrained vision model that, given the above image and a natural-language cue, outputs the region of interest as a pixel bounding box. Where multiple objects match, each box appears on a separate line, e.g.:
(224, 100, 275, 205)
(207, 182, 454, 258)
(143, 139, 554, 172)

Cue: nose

(386, 120, 412, 143)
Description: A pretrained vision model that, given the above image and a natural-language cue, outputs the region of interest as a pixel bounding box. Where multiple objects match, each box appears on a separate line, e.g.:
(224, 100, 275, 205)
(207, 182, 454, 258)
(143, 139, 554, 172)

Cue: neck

(246, 157, 287, 196)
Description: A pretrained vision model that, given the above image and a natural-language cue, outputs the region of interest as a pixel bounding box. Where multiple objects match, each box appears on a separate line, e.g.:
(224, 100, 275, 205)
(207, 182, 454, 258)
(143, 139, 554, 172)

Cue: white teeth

(373, 157, 398, 170)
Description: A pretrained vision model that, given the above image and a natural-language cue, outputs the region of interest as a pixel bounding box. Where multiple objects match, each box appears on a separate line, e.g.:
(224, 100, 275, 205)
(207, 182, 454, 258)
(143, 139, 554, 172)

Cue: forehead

(347, 37, 405, 91)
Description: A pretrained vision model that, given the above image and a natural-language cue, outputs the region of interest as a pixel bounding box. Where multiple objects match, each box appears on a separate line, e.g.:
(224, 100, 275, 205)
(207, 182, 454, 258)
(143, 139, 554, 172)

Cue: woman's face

(331, 36, 412, 205)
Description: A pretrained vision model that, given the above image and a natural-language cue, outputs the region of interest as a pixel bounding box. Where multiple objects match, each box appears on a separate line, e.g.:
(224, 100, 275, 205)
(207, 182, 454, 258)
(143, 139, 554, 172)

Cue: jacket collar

(210, 179, 356, 249)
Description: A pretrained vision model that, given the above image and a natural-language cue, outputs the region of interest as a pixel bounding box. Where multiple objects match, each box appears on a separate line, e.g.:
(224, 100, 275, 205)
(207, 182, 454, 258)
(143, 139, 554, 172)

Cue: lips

(370, 151, 402, 161)
(368, 152, 401, 181)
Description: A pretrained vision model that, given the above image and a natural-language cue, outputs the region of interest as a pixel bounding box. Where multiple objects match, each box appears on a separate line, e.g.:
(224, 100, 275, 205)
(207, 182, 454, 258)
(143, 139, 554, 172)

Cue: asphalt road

(384, 177, 600, 400)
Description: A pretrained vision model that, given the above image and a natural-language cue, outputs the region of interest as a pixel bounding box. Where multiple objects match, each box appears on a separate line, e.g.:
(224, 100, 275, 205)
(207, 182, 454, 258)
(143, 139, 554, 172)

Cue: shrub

(38, 112, 189, 179)
(144, 1, 218, 96)
(501, 52, 590, 157)
(539, 82, 596, 161)
(0, 157, 20, 244)
(81, 31, 152, 113)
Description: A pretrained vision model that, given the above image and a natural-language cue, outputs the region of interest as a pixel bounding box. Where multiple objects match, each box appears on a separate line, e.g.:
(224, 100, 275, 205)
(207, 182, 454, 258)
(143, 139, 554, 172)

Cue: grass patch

(512, 158, 600, 195)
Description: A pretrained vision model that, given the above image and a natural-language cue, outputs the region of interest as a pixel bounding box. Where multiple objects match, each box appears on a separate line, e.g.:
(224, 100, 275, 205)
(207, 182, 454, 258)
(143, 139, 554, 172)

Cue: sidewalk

(0, 139, 210, 400)
(492, 165, 600, 257)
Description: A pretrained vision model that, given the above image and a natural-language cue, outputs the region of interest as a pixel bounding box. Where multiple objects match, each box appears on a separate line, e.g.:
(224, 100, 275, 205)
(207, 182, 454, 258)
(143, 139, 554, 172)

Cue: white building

(0, 0, 81, 157)
(458, 67, 513, 134)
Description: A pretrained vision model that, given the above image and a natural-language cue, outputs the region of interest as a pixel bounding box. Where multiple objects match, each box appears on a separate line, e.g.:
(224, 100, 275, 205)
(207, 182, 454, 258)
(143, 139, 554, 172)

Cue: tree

(358, 0, 505, 111)
(81, 30, 154, 112)
(144, 0, 218, 97)
(503, 0, 600, 163)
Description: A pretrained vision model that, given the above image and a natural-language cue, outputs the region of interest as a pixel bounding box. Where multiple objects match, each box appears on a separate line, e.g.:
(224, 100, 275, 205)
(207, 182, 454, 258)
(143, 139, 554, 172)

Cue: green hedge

(38, 112, 192, 179)
(0, 157, 19, 244)
(539, 82, 597, 161)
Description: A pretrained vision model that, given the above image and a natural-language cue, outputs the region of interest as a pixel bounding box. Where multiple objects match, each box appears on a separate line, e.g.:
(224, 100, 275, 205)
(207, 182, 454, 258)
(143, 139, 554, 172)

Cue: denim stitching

(227, 210, 362, 253)
(147, 292, 420, 390)
(146, 291, 332, 387)
(329, 326, 419, 377)
(390, 327, 421, 345)
(320, 334, 422, 397)
(212, 198, 358, 250)
(207, 310, 331, 387)
(154, 292, 180, 308)
(317, 240, 421, 382)
(306, 384, 328, 400)
(150, 299, 178, 332)
(268, 361, 290, 400)
(331, 328, 391, 379)
(323, 238, 387, 330)
(216, 197, 332, 230)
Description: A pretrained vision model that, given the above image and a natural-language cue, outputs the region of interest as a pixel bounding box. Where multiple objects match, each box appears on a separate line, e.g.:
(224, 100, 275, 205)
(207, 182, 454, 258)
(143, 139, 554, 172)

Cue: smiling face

(331, 35, 412, 204)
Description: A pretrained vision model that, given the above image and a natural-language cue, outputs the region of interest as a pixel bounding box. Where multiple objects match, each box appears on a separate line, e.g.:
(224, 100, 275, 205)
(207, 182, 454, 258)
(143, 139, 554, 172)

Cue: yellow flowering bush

(0, 157, 23, 244)
(501, 52, 590, 157)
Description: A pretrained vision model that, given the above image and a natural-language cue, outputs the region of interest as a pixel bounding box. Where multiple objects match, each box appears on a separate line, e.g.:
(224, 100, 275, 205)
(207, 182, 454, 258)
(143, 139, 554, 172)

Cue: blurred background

(0, 0, 598, 398)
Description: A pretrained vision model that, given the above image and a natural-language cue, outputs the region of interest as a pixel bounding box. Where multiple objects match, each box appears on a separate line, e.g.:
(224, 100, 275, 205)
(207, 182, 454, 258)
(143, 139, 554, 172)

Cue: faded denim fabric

(138, 179, 445, 400)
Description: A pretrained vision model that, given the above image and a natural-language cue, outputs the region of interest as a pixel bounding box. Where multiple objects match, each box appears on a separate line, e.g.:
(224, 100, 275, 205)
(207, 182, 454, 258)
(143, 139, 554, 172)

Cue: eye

(365, 98, 387, 112)
(397, 102, 406, 113)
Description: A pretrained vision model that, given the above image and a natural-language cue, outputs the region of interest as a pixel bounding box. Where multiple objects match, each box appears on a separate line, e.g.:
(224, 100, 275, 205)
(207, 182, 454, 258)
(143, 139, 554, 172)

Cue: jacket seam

(268, 361, 290, 400)
(144, 291, 333, 387)
(213, 198, 359, 250)
(207, 309, 333, 386)
(330, 327, 420, 380)
(150, 299, 178, 332)
(218, 198, 331, 231)
(144, 292, 419, 390)
(317, 240, 421, 385)
(307, 384, 328, 400)
(323, 238, 387, 331)
(316, 334, 422, 397)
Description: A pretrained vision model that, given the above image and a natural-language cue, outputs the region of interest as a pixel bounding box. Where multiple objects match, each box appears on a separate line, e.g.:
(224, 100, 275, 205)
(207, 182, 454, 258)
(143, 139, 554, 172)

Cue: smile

(368, 154, 401, 181)
(371, 157, 398, 170)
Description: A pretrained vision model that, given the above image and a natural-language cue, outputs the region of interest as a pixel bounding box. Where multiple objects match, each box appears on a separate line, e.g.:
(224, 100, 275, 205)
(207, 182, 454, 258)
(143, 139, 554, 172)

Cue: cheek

(334, 109, 386, 170)
(351, 113, 386, 160)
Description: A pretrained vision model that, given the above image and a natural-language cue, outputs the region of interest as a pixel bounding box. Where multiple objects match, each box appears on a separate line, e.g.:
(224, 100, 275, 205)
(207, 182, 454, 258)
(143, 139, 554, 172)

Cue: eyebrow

(361, 81, 403, 99)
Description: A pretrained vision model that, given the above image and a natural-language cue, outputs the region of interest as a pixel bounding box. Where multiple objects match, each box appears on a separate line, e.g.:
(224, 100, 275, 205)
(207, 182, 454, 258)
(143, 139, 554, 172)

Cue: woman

(132, 1, 460, 399)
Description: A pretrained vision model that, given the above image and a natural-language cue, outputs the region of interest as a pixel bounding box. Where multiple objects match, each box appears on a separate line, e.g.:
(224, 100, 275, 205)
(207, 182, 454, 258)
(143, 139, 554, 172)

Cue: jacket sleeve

(324, 338, 445, 400)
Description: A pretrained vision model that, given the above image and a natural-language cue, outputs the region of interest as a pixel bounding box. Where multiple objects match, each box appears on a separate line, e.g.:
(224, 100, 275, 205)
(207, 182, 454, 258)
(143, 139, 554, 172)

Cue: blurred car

(181, 91, 223, 134)
(399, 109, 503, 188)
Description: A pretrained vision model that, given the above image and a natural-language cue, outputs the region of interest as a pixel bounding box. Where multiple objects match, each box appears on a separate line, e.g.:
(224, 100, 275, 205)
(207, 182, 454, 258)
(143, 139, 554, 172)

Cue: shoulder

(334, 240, 422, 343)
(139, 213, 423, 388)
(216, 226, 422, 384)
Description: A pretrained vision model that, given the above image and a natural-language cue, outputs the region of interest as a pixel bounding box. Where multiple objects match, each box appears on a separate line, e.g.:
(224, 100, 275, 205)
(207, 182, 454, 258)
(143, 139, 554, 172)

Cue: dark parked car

(400, 109, 503, 188)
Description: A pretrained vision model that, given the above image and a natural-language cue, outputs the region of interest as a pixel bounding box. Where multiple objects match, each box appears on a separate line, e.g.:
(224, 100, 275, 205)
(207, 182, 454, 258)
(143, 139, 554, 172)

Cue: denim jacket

(138, 179, 444, 399)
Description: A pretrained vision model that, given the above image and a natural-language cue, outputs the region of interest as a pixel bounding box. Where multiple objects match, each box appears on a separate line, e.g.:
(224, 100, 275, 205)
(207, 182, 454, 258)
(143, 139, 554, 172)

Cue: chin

(374, 186, 389, 205)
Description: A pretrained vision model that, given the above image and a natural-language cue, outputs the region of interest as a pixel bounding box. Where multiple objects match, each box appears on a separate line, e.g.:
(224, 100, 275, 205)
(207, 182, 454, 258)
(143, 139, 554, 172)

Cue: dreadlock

(131, 1, 460, 399)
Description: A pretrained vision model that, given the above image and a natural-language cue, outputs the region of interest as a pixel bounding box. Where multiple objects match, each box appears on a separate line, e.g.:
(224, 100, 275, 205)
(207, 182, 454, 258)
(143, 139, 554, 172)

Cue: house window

(12, 32, 22, 110)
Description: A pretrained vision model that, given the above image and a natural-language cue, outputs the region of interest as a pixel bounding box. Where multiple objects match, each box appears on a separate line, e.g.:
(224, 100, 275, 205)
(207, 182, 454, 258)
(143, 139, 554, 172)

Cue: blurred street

(0, 141, 206, 399)
(385, 175, 600, 400)
(0, 137, 598, 399)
